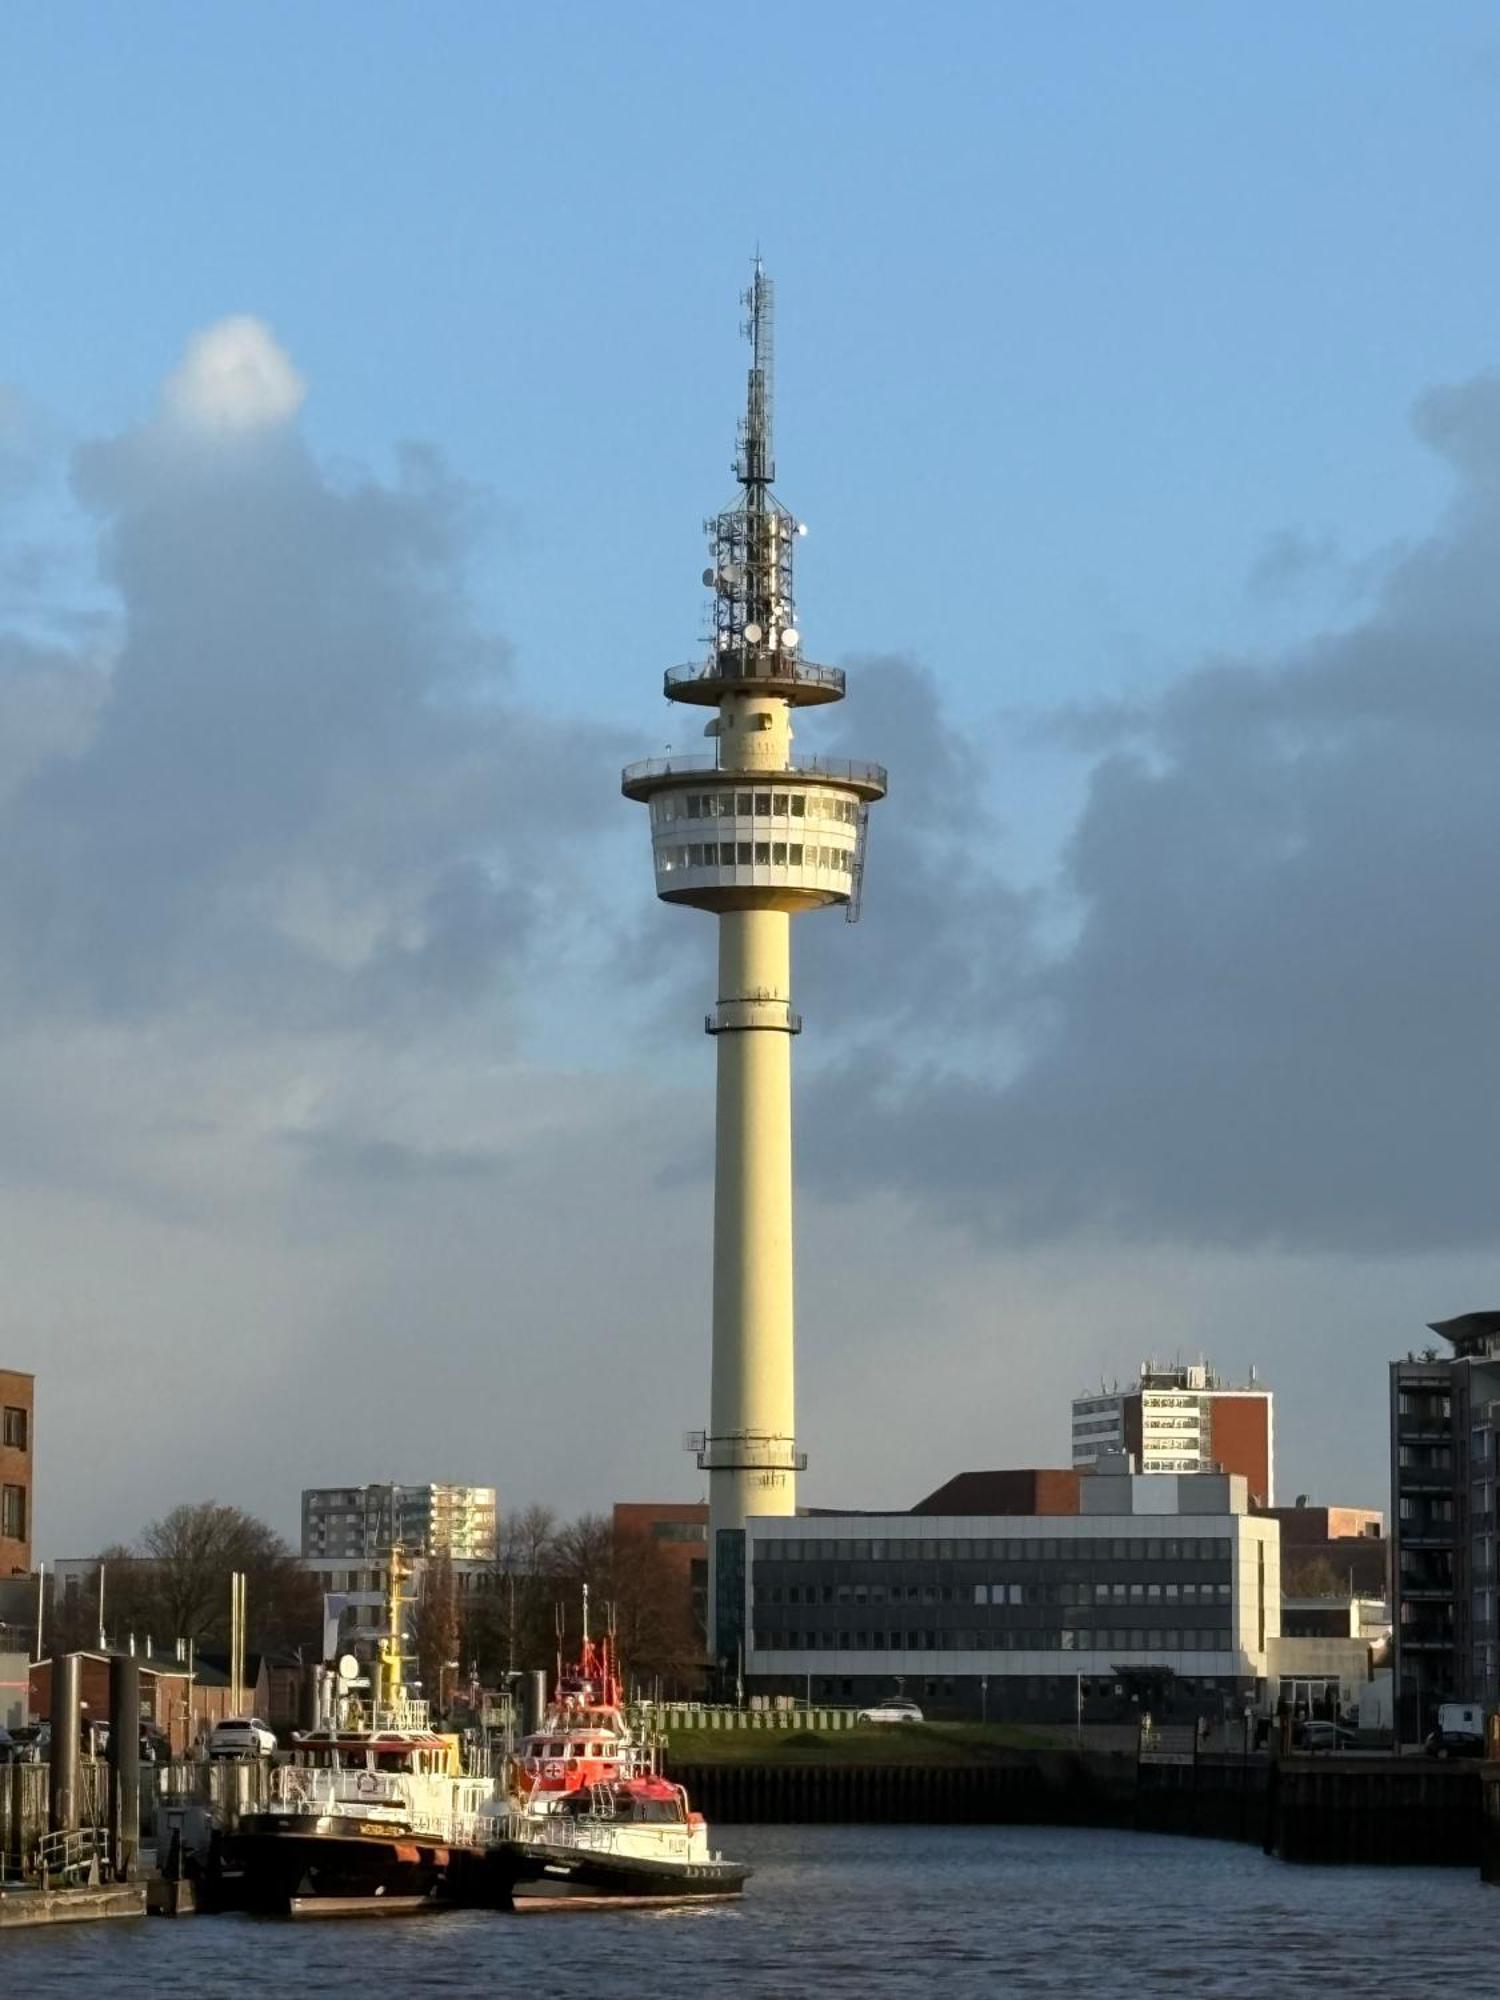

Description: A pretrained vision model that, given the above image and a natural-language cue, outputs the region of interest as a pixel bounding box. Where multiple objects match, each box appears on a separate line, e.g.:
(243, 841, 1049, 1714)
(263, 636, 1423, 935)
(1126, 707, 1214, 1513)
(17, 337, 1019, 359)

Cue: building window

(1, 1407, 25, 1451)
(1, 1484, 25, 1541)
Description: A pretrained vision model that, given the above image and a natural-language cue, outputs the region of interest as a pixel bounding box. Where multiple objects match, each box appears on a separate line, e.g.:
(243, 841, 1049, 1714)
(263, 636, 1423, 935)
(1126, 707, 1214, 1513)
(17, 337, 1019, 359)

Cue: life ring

(543, 1760, 562, 1779)
(356, 1771, 378, 1795)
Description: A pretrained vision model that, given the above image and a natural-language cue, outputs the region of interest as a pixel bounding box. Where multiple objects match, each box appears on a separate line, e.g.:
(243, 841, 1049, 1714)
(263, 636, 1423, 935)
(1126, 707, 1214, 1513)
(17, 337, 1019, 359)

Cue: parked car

(206, 1717, 277, 1758)
(856, 1699, 924, 1724)
(1425, 1702, 1487, 1759)
(1298, 1720, 1357, 1751)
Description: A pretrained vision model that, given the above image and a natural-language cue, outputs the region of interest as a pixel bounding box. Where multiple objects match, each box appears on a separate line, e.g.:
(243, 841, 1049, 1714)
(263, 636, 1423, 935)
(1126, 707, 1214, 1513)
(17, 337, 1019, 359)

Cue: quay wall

(672, 1749, 1484, 1866)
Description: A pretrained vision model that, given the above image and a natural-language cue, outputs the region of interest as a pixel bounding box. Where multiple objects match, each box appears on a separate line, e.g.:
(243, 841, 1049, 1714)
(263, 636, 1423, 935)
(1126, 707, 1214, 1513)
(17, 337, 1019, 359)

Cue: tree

(85, 1502, 320, 1658)
(415, 1549, 459, 1715)
(456, 1506, 705, 1696)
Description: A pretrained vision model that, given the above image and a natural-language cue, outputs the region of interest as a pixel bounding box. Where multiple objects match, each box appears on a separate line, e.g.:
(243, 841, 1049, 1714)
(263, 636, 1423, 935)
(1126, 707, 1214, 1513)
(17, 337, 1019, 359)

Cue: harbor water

(4, 1824, 1489, 1997)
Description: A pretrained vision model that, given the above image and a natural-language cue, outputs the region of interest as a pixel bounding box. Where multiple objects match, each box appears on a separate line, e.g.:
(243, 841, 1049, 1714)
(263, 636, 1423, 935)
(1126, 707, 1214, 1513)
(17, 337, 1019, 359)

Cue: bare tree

(414, 1549, 459, 1714)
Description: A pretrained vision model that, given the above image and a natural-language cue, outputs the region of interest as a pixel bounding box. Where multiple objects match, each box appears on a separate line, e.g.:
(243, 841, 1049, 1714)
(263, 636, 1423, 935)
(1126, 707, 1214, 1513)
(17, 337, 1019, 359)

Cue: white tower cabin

(622, 265, 886, 1668)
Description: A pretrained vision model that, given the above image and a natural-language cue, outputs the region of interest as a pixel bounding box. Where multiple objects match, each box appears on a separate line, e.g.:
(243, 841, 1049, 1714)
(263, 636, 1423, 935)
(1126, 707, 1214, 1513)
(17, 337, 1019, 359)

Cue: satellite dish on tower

(781, 628, 799, 650)
(744, 622, 763, 644)
(337, 1654, 359, 1684)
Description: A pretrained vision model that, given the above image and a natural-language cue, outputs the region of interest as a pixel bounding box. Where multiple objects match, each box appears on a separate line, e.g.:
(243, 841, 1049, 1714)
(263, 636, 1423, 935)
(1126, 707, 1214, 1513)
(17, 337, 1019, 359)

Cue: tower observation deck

(622, 264, 886, 1666)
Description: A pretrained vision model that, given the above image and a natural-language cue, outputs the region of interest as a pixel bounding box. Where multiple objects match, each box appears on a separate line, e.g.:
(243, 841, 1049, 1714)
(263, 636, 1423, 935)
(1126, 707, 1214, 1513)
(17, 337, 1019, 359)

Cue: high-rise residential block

(1072, 1362, 1274, 1506)
(301, 1482, 496, 1562)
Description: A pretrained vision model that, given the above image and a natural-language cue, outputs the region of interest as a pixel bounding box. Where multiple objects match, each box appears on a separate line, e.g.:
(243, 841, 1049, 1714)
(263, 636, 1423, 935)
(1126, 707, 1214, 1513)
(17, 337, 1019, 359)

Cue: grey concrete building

(741, 1469, 1278, 1722)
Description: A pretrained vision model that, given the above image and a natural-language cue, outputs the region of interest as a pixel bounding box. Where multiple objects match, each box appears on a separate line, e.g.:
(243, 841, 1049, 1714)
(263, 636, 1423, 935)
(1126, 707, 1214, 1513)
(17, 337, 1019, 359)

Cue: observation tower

(622, 266, 886, 1663)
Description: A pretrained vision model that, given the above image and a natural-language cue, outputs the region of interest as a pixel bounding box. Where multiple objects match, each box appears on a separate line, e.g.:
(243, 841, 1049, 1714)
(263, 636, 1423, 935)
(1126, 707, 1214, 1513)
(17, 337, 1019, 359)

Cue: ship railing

(271, 1767, 411, 1812)
(503, 1810, 618, 1856)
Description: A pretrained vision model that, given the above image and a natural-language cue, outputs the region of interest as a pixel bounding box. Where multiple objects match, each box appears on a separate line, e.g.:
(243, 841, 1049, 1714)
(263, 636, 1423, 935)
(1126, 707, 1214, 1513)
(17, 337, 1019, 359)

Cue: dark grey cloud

(804, 367, 1500, 1255)
(0, 325, 619, 1037)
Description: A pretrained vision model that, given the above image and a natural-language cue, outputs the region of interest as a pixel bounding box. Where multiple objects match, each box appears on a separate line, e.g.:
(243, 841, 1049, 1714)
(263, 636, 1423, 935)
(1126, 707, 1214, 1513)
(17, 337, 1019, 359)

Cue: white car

(206, 1716, 277, 1757)
(857, 1699, 924, 1724)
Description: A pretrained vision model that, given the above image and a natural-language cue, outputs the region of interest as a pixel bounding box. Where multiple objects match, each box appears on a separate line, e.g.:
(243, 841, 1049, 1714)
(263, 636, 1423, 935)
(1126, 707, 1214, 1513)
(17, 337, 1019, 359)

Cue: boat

(225, 1553, 496, 1915)
(477, 1591, 750, 1905)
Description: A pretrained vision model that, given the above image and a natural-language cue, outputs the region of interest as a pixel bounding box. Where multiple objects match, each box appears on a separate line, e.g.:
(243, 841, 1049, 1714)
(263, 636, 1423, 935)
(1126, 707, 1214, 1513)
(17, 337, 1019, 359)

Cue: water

(5, 1827, 1490, 1997)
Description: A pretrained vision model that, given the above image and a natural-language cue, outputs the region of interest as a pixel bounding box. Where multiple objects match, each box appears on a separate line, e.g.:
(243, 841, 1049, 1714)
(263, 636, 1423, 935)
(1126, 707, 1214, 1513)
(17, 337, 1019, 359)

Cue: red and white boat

(481, 1600, 749, 1903)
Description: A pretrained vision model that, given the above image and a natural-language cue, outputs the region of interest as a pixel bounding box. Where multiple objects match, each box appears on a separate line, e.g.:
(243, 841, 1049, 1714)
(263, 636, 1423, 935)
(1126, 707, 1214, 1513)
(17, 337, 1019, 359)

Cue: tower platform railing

(622, 751, 887, 797)
(664, 657, 846, 704)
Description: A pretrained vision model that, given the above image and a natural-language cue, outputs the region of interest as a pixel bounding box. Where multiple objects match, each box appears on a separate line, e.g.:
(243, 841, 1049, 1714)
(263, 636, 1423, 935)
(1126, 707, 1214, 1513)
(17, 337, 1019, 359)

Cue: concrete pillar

(48, 1653, 82, 1834)
(107, 1654, 140, 1879)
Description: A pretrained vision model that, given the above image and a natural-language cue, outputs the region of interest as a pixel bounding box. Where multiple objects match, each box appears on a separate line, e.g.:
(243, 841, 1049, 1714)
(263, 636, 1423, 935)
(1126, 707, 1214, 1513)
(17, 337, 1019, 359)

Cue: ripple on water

(1, 1826, 1490, 1998)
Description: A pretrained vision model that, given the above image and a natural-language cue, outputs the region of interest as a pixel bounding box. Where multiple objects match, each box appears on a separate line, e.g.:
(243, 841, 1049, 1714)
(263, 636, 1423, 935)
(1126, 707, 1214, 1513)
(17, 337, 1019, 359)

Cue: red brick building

(613, 1501, 708, 1640)
(0, 1369, 34, 1576)
(29, 1651, 242, 1754)
(1073, 1363, 1274, 1506)
(1257, 1500, 1387, 1598)
(910, 1468, 1083, 1515)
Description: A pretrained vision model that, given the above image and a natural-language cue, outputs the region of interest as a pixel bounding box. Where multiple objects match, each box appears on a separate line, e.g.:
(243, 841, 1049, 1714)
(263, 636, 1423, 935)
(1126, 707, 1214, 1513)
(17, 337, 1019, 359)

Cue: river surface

(5, 1825, 1488, 1997)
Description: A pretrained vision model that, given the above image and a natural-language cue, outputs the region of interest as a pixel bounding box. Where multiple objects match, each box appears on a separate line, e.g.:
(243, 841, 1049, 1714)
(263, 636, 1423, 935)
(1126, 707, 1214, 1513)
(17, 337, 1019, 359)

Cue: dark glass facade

(749, 1532, 1235, 1656)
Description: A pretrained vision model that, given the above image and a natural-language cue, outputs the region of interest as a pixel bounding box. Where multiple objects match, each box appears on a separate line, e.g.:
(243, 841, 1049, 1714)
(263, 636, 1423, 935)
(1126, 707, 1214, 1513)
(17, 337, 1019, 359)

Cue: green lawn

(661, 1720, 1070, 1766)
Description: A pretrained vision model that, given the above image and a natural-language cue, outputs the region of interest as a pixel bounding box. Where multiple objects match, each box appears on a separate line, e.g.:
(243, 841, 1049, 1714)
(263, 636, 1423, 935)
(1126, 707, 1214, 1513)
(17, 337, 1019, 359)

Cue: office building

(1072, 1361, 1274, 1505)
(0, 1369, 34, 1577)
(301, 1483, 496, 1563)
(741, 1468, 1278, 1721)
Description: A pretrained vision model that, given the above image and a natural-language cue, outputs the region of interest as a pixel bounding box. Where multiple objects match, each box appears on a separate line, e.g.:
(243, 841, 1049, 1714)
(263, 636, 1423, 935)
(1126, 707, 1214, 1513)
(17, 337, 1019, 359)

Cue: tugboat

(227, 1552, 495, 1915)
(480, 1590, 750, 1905)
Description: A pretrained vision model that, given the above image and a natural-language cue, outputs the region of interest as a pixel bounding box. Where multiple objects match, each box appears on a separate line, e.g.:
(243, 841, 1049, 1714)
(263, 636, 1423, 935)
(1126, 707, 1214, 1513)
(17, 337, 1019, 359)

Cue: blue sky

(9, 3, 1500, 716)
(5, 4, 1500, 1548)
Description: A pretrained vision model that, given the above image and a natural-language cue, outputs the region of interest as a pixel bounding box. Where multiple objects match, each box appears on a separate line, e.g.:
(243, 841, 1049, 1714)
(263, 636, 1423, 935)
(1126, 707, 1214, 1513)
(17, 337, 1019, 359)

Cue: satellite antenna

(744, 622, 763, 643)
(337, 1653, 359, 1684)
(781, 628, 799, 649)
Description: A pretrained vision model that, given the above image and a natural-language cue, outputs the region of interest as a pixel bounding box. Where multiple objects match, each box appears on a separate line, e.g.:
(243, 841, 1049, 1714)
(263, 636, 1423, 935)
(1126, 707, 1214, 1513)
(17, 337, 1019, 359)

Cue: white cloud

(163, 316, 306, 435)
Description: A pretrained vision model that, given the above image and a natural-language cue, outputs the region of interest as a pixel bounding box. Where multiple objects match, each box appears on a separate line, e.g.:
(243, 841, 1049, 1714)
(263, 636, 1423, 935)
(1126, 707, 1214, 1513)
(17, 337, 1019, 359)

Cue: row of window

(755, 1536, 1233, 1564)
(756, 1578, 1233, 1608)
(658, 842, 853, 875)
(2, 1406, 26, 1451)
(751, 1628, 1236, 1654)
(656, 789, 860, 825)
(1, 1483, 25, 1540)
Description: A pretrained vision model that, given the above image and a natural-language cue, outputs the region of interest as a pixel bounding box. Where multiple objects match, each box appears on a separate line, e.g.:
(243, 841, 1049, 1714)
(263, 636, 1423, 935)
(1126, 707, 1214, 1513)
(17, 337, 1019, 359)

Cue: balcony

(664, 655, 846, 708)
(622, 751, 888, 802)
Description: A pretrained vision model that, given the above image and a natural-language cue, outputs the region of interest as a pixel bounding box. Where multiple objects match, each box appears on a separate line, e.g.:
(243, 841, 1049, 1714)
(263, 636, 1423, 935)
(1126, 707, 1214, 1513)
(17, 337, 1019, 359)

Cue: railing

(271, 1765, 409, 1811)
(622, 752, 888, 794)
(664, 658, 846, 698)
(35, 1826, 111, 1886)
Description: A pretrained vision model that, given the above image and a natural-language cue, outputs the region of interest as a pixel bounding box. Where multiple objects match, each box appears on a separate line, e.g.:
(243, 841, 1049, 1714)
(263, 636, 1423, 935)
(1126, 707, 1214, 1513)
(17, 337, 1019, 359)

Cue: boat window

(754, 792, 771, 815)
(736, 792, 752, 815)
(773, 843, 787, 864)
(773, 793, 788, 814)
(791, 795, 805, 817)
(789, 844, 803, 866)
